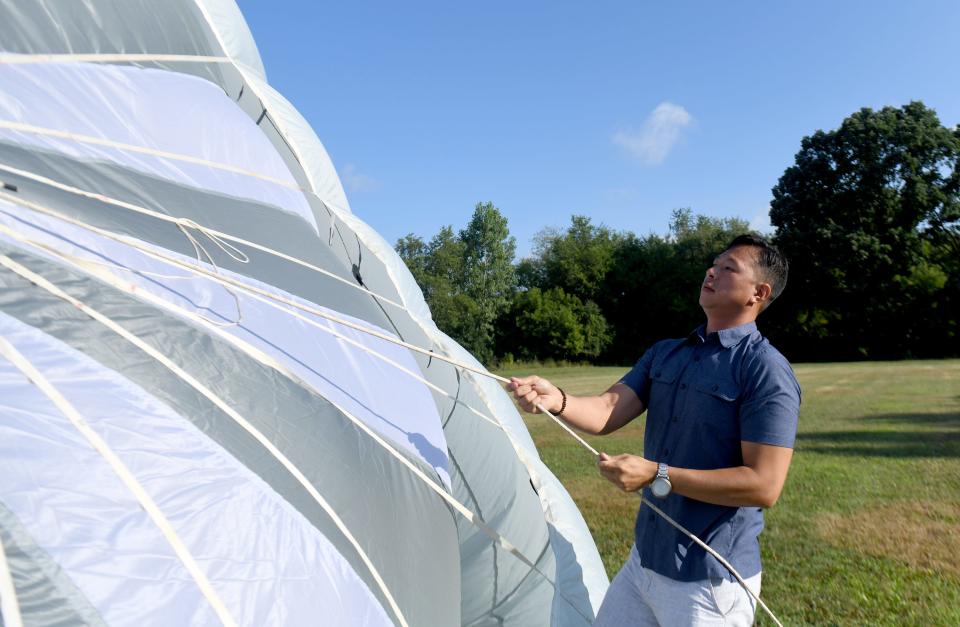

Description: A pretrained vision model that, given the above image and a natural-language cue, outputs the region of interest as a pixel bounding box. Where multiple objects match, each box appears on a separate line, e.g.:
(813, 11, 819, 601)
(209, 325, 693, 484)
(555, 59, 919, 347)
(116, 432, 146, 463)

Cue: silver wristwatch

(650, 462, 672, 499)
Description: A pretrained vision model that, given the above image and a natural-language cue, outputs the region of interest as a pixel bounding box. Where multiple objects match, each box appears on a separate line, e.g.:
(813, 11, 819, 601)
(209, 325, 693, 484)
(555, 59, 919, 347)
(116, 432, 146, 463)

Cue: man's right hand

(509, 376, 563, 414)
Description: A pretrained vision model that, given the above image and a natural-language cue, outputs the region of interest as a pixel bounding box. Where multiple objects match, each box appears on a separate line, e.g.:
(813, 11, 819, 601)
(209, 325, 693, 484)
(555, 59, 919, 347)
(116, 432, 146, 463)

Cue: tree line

(396, 102, 960, 365)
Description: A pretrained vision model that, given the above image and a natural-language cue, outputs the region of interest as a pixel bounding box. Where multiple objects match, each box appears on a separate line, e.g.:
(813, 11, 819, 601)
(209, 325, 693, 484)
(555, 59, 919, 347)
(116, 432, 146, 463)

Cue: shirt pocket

(649, 357, 682, 386)
(692, 380, 741, 440)
(646, 359, 681, 413)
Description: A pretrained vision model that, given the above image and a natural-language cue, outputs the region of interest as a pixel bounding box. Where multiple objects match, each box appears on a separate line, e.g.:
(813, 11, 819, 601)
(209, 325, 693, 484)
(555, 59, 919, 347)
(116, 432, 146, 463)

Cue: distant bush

(496, 287, 612, 362)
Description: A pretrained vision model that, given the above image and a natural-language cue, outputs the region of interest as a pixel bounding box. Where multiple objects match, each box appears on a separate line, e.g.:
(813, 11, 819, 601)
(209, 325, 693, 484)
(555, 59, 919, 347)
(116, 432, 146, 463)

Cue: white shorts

(594, 545, 761, 627)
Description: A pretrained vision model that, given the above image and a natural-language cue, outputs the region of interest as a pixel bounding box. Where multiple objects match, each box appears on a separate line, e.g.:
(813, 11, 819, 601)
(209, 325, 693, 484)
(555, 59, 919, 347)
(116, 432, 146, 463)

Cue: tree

(598, 210, 750, 363)
(527, 215, 621, 302)
(396, 202, 516, 364)
(770, 102, 960, 359)
(458, 202, 517, 363)
(397, 227, 471, 340)
(515, 256, 547, 291)
(497, 287, 612, 362)
(395, 233, 430, 290)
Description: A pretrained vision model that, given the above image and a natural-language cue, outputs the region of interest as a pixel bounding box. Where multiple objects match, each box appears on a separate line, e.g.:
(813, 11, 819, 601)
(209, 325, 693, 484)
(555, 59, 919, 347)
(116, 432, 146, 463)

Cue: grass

(494, 360, 960, 626)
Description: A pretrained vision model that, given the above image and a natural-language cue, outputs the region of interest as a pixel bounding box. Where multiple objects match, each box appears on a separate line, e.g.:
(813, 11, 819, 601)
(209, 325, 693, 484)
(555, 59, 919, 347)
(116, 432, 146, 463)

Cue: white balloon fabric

(0, 2, 607, 625)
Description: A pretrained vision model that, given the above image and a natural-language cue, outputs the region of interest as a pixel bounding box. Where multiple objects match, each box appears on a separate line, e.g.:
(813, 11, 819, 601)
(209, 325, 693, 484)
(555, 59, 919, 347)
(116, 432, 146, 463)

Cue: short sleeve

(738, 349, 801, 448)
(618, 344, 658, 407)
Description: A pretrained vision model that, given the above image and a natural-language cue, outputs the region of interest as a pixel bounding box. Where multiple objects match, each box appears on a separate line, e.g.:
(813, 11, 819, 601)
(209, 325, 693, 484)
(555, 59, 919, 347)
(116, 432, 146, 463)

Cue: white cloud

(613, 102, 693, 165)
(340, 163, 381, 193)
(749, 207, 774, 234)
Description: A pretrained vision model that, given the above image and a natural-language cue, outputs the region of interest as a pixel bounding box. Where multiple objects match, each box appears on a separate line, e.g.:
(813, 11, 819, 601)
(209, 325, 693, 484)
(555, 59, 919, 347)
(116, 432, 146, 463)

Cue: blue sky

(238, 1, 960, 257)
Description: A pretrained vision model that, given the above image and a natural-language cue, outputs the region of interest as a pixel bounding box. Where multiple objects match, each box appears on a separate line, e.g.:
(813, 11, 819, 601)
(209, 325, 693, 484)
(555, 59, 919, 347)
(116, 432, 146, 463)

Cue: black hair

(725, 234, 789, 308)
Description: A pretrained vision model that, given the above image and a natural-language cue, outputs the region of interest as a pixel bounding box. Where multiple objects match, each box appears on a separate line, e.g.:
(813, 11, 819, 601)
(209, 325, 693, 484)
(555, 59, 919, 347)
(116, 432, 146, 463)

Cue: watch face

(651, 477, 671, 499)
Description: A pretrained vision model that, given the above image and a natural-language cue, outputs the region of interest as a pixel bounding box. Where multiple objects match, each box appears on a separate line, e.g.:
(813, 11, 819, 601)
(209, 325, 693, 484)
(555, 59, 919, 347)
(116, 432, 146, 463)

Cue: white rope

(0, 336, 237, 627)
(175, 217, 249, 266)
(172, 217, 245, 327)
(0, 523, 23, 627)
(0, 53, 230, 65)
(0, 254, 411, 627)
(0, 162, 407, 310)
(0, 233, 594, 625)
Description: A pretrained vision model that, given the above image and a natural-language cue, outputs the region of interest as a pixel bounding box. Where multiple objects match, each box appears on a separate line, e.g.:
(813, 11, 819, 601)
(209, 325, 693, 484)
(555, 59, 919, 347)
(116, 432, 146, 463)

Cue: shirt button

(679, 383, 687, 390)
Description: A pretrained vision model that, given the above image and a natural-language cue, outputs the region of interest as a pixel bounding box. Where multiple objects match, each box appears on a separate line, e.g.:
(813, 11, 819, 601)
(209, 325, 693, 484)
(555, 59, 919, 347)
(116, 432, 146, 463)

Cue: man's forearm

(551, 394, 617, 435)
(551, 384, 643, 436)
(599, 442, 793, 507)
(669, 465, 780, 508)
(510, 378, 644, 436)
(669, 442, 793, 508)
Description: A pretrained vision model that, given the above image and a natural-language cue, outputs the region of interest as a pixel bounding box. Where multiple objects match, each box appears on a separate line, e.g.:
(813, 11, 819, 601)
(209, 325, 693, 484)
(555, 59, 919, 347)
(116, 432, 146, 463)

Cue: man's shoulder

(744, 333, 792, 367)
(741, 334, 801, 392)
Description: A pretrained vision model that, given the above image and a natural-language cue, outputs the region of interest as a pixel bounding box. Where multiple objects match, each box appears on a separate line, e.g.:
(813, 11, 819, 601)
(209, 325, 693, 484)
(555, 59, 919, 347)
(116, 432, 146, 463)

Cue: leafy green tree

(511, 215, 620, 362)
(528, 215, 621, 302)
(395, 233, 430, 290)
(515, 256, 546, 291)
(397, 227, 470, 339)
(598, 210, 750, 363)
(770, 101, 960, 359)
(457, 202, 517, 362)
(497, 287, 611, 361)
(396, 202, 516, 364)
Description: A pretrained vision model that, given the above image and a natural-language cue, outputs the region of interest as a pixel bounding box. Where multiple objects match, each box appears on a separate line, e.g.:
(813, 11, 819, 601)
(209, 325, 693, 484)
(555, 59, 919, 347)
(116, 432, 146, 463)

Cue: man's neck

(705, 312, 758, 335)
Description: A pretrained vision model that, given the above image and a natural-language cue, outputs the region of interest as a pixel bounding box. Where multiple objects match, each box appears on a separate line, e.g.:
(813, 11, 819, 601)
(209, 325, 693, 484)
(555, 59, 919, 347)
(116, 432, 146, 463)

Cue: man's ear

(753, 282, 772, 307)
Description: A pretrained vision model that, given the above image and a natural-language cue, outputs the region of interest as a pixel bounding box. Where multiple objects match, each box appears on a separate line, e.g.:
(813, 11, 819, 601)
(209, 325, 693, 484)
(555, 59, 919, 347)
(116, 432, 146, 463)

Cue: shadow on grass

(797, 412, 960, 457)
(863, 411, 960, 428)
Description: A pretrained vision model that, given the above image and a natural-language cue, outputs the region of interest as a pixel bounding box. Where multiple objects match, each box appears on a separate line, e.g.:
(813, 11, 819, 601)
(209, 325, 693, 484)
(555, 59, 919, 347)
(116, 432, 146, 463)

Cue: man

(510, 234, 800, 626)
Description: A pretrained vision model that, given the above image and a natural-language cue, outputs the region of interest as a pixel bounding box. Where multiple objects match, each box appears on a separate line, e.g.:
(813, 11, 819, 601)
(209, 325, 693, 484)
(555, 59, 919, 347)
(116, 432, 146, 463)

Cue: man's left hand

(597, 452, 658, 492)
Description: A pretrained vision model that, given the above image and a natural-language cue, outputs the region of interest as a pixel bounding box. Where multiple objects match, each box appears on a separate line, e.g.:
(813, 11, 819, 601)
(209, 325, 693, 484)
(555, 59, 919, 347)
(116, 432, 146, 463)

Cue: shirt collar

(689, 321, 758, 349)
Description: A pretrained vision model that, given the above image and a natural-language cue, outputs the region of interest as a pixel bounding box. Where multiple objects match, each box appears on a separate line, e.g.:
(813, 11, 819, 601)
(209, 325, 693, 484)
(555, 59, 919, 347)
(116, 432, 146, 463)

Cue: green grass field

(495, 360, 960, 626)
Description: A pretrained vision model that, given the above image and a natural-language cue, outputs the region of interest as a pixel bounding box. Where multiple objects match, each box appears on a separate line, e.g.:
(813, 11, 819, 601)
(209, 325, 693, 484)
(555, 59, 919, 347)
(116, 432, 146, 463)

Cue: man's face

(699, 245, 764, 314)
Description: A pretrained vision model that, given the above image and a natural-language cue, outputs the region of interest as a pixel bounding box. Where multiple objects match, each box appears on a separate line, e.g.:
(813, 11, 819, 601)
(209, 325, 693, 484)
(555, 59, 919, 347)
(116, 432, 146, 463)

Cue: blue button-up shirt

(619, 321, 800, 582)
